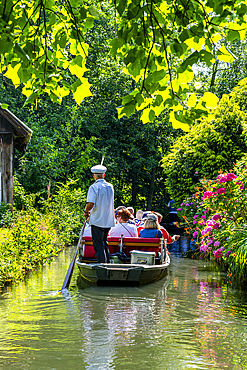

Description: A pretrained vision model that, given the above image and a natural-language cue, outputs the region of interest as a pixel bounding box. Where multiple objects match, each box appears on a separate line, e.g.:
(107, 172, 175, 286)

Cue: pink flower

(201, 226, 212, 235)
(202, 216, 206, 220)
(185, 203, 190, 206)
(214, 241, 220, 247)
(217, 173, 237, 183)
(193, 220, 197, 224)
(212, 213, 221, 221)
(177, 208, 182, 211)
(213, 248, 222, 258)
(226, 173, 237, 181)
(200, 244, 207, 252)
(213, 223, 221, 230)
(193, 231, 198, 237)
(217, 187, 226, 195)
(194, 215, 199, 218)
(207, 239, 213, 247)
(202, 191, 214, 199)
(206, 220, 214, 226)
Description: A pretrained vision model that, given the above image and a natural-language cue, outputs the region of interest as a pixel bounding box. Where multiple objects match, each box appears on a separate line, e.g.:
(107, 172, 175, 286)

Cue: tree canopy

(1, 0, 247, 130)
(164, 78, 247, 204)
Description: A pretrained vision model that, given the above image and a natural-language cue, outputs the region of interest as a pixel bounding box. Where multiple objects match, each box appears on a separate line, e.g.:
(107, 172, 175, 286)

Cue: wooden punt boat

(76, 236, 170, 286)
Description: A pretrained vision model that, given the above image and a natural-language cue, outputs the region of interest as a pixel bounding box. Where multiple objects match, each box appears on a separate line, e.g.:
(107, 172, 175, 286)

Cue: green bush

(163, 78, 247, 205)
(0, 202, 13, 227)
(0, 209, 63, 286)
(42, 180, 86, 245)
(0, 179, 87, 286)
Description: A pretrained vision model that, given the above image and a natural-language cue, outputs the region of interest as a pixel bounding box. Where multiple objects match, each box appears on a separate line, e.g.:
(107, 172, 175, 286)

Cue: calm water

(0, 239, 247, 370)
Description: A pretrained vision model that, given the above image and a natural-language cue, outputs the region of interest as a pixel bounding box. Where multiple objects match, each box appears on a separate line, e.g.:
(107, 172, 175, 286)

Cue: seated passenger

(135, 209, 143, 226)
(139, 214, 163, 238)
(109, 208, 138, 237)
(126, 206, 135, 224)
(137, 211, 152, 235)
(155, 212, 180, 244)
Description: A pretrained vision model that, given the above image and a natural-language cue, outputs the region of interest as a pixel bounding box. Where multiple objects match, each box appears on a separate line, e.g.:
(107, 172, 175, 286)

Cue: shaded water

(0, 239, 247, 370)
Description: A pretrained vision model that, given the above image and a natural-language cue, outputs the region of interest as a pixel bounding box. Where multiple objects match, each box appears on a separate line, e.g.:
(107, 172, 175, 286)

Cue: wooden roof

(0, 107, 32, 151)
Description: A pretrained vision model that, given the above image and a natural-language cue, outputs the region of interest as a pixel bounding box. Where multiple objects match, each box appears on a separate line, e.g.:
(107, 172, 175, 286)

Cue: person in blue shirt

(167, 199, 180, 224)
(139, 214, 163, 238)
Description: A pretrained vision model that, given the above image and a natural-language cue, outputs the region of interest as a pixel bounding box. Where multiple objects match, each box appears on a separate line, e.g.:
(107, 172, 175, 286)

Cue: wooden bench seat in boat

(79, 236, 166, 263)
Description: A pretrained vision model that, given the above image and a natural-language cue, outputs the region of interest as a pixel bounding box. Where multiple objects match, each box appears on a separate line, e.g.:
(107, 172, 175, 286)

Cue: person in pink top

(109, 208, 138, 237)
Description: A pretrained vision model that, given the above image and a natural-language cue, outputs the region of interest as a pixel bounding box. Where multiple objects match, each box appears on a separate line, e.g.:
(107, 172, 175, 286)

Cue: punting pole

(61, 217, 88, 291)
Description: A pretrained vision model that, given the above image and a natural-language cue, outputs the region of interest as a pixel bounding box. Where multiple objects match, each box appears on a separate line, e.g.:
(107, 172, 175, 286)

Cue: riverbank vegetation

(0, 181, 85, 286)
(1, 1, 247, 285)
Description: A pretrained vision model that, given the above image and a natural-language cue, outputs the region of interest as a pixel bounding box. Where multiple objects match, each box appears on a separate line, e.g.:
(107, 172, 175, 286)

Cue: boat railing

(80, 236, 168, 264)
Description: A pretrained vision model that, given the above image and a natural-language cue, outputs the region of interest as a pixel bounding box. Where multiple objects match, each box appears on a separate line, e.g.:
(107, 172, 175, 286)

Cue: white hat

(91, 165, 107, 174)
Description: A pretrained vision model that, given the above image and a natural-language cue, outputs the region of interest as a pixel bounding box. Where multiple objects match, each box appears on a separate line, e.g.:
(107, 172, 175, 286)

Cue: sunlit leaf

(201, 92, 219, 109)
(73, 79, 92, 105)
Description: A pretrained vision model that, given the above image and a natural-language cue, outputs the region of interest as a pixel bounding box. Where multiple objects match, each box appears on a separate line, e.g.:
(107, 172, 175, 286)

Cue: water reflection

(0, 246, 246, 370)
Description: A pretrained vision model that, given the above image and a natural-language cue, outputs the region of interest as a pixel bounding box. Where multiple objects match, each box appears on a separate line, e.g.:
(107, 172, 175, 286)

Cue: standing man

(84, 164, 115, 263)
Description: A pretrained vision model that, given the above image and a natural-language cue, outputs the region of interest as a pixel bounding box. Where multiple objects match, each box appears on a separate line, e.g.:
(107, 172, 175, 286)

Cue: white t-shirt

(87, 179, 115, 228)
(109, 222, 138, 237)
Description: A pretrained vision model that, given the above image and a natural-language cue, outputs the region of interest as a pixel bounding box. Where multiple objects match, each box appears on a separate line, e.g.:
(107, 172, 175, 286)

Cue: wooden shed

(0, 107, 32, 205)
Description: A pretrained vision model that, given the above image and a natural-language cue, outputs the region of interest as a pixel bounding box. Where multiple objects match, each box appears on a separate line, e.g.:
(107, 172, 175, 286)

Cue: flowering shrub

(178, 164, 247, 281)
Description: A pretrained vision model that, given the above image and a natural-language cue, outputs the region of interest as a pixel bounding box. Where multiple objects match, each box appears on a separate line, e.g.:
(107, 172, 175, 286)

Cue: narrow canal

(1, 240, 247, 370)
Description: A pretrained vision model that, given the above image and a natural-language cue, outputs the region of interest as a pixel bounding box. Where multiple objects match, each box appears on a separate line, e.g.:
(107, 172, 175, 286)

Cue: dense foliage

(0, 180, 86, 287)
(0, 10, 181, 212)
(164, 79, 247, 205)
(1, 0, 247, 129)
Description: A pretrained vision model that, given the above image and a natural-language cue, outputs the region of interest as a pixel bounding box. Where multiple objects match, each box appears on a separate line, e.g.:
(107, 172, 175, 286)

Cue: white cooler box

(130, 250, 156, 265)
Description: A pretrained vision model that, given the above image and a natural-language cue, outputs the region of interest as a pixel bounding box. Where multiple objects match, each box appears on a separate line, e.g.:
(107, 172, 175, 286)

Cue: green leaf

(149, 109, 155, 122)
(0, 37, 13, 55)
(88, 6, 100, 18)
(169, 111, 190, 131)
(180, 51, 199, 72)
(17, 68, 31, 83)
(73, 79, 92, 104)
(122, 95, 135, 104)
(171, 41, 184, 57)
(227, 29, 240, 42)
(13, 43, 30, 65)
(117, 0, 128, 16)
(0, 103, 9, 109)
(84, 17, 94, 30)
(179, 29, 190, 42)
(24, 91, 40, 106)
(201, 92, 219, 109)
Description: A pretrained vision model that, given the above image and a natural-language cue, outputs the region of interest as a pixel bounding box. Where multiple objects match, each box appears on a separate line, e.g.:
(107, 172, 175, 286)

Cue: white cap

(91, 165, 107, 174)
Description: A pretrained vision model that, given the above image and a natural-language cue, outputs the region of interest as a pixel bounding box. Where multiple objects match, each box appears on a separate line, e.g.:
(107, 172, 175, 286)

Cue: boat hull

(76, 255, 170, 286)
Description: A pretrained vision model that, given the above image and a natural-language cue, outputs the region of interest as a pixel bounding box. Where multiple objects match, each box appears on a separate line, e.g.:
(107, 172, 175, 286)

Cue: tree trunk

(210, 60, 219, 88)
(147, 166, 157, 210)
(131, 173, 137, 210)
